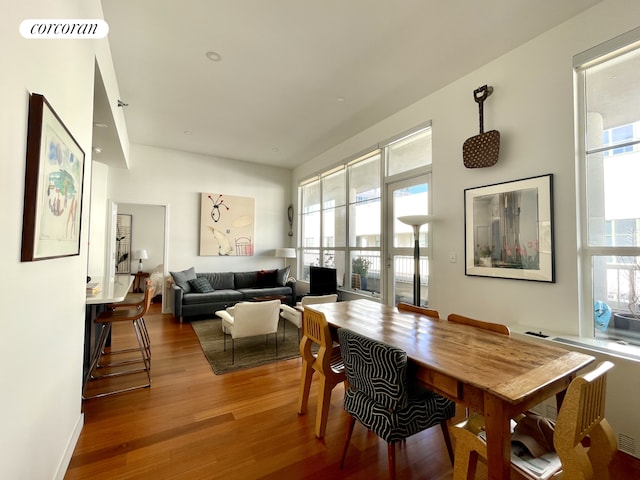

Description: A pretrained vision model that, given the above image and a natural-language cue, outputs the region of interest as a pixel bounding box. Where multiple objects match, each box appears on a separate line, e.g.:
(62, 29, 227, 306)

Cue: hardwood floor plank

(65, 303, 640, 480)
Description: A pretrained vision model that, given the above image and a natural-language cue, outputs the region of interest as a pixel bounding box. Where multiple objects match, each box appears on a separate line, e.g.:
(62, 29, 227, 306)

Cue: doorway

(385, 174, 431, 306)
(109, 202, 170, 313)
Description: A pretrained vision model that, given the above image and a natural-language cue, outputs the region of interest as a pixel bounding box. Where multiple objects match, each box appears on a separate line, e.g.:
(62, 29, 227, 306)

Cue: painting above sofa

(170, 267, 295, 321)
(199, 193, 255, 256)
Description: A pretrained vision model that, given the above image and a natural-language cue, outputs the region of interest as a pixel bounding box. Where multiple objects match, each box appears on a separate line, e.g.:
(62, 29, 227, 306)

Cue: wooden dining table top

(305, 298, 594, 410)
(306, 299, 595, 480)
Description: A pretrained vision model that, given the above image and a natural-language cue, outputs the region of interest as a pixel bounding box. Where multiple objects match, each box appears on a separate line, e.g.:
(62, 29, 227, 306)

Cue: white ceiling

(98, 0, 600, 169)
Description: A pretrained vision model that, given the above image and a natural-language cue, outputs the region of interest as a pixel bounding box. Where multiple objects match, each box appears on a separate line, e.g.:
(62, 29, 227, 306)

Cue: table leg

(483, 394, 511, 480)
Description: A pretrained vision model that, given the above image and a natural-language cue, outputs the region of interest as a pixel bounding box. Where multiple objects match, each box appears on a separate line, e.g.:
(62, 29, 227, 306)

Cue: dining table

(304, 299, 595, 480)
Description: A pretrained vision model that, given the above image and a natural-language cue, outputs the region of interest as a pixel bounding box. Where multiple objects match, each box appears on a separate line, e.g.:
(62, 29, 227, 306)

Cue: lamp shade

(275, 248, 296, 259)
(397, 215, 431, 227)
(134, 249, 148, 260)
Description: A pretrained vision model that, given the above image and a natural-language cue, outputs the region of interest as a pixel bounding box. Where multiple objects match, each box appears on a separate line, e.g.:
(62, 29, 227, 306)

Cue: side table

(133, 271, 150, 293)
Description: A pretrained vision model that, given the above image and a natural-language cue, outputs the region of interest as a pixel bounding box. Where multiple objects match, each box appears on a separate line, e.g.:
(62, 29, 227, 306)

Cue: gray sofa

(170, 267, 296, 321)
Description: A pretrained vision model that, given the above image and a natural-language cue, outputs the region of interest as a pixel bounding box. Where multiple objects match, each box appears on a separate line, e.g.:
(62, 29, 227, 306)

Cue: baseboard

(55, 412, 84, 480)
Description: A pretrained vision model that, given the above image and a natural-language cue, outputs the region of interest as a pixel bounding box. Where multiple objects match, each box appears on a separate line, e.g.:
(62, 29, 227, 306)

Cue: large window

(577, 31, 640, 345)
(299, 125, 432, 302)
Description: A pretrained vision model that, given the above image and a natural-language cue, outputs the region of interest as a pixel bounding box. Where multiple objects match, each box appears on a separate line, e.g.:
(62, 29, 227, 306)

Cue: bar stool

(83, 282, 155, 399)
(105, 278, 151, 309)
(101, 279, 152, 358)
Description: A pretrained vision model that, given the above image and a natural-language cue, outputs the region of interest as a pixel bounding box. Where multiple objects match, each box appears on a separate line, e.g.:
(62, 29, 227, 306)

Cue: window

(576, 30, 640, 345)
(388, 176, 431, 306)
(386, 128, 432, 176)
(348, 152, 381, 292)
(298, 124, 431, 302)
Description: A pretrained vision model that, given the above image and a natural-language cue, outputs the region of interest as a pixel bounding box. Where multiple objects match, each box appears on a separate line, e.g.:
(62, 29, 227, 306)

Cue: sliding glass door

(386, 174, 431, 306)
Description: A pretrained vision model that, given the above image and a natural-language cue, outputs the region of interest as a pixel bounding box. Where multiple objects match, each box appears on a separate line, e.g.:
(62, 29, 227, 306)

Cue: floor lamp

(275, 248, 297, 270)
(397, 215, 430, 306)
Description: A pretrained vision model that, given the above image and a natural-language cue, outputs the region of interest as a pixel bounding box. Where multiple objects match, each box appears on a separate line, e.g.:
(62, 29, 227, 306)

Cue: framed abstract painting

(199, 193, 255, 256)
(21, 93, 85, 261)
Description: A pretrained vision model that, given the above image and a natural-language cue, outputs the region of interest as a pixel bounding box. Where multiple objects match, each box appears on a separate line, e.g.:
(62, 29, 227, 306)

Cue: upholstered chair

(338, 328, 455, 480)
(215, 299, 281, 364)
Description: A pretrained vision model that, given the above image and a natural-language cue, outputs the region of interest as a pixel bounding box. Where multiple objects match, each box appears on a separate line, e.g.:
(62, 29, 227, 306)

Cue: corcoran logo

(20, 19, 109, 39)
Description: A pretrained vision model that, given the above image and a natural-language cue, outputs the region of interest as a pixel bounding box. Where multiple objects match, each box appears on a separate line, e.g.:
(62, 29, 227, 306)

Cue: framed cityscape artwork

(464, 174, 555, 282)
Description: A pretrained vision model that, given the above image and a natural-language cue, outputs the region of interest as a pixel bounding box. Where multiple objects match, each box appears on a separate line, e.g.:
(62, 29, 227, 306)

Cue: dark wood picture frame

(21, 93, 85, 261)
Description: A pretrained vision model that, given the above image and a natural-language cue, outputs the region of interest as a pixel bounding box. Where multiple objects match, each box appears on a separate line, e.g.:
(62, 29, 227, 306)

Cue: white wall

(294, 0, 640, 334)
(293, 0, 640, 457)
(0, 1, 104, 478)
(87, 162, 109, 279)
(108, 144, 294, 274)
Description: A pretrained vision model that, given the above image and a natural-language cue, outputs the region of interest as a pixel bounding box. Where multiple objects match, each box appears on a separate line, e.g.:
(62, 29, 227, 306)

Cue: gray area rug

(191, 317, 301, 375)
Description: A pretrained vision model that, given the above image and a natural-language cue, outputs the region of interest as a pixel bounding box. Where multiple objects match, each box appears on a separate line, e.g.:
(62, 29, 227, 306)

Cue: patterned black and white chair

(337, 328, 455, 480)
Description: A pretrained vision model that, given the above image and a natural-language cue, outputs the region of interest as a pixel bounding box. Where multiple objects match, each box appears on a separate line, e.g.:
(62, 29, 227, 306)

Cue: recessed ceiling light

(336, 97, 345, 102)
(92, 147, 102, 154)
(206, 51, 222, 62)
(94, 122, 109, 128)
(184, 130, 193, 135)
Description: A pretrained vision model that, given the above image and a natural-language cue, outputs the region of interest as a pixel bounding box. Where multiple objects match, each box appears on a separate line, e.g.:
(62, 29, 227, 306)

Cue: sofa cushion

(276, 266, 291, 286)
(182, 289, 243, 305)
(199, 272, 234, 289)
(234, 271, 258, 289)
(189, 277, 214, 293)
(170, 267, 197, 293)
(257, 269, 278, 287)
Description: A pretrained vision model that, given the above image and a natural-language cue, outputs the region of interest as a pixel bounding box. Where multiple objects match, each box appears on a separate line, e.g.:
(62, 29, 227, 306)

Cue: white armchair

(280, 294, 338, 341)
(215, 299, 281, 364)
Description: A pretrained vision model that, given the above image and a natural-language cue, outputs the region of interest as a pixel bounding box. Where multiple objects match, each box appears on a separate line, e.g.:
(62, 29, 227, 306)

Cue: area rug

(191, 317, 302, 375)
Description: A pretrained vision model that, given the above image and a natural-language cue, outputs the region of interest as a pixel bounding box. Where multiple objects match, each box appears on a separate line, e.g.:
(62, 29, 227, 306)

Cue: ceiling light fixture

(184, 130, 193, 135)
(94, 122, 109, 128)
(336, 97, 345, 102)
(92, 147, 102, 154)
(206, 51, 222, 62)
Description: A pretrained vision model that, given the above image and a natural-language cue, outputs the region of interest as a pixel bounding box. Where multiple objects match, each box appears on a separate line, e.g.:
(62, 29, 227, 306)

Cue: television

(309, 266, 338, 295)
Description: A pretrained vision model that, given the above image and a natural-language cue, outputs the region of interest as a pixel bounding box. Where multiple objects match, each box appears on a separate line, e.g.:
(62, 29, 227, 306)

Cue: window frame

(575, 28, 640, 340)
(297, 123, 432, 300)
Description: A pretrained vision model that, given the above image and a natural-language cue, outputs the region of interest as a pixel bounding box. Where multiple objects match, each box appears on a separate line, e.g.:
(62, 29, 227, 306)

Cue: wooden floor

(66, 303, 640, 480)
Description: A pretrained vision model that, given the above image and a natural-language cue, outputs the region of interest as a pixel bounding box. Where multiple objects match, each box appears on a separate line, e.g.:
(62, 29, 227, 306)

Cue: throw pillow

(257, 269, 278, 287)
(189, 277, 214, 293)
(276, 266, 291, 286)
(170, 267, 197, 293)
